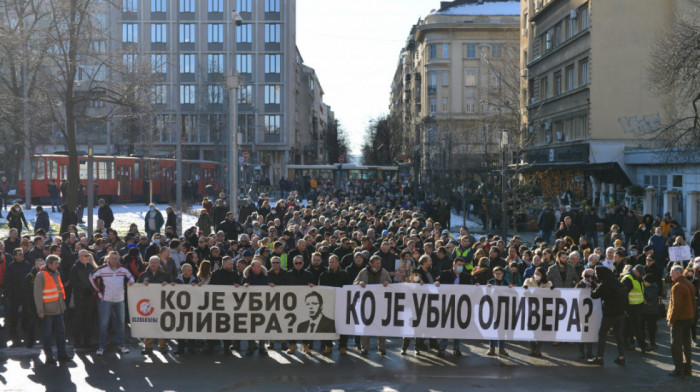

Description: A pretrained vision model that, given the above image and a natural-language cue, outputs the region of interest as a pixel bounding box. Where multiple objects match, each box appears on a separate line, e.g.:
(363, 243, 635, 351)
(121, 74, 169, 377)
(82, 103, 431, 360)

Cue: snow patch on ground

(0, 203, 198, 238)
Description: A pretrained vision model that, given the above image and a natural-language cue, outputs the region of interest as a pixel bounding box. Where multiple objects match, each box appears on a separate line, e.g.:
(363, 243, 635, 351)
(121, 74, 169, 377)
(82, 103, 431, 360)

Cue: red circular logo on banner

(136, 299, 154, 317)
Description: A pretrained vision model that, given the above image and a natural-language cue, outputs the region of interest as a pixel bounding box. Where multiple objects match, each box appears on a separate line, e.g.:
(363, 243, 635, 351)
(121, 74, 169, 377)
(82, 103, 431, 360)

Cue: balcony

(427, 86, 436, 95)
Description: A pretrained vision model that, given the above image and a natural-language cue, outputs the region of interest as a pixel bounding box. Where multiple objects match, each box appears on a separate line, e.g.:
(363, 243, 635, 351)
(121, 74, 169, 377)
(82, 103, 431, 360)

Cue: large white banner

(335, 284, 602, 342)
(128, 284, 339, 340)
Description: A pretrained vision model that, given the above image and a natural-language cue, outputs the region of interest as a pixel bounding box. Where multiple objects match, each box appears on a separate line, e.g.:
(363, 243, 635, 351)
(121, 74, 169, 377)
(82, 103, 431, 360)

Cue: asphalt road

(1, 327, 699, 392)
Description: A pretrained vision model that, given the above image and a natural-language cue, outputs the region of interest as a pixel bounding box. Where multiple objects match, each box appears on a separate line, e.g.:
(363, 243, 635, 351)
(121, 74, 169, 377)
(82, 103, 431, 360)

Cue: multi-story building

(294, 59, 329, 164)
(40, 0, 328, 186)
(519, 0, 696, 228)
(389, 0, 520, 187)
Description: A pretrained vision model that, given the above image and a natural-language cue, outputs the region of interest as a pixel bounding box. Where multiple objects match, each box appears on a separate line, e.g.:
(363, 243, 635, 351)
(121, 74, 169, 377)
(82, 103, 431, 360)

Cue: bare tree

(0, 0, 52, 185)
(324, 118, 350, 164)
(41, 0, 160, 210)
(647, 1, 700, 161)
(361, 115, 403, 166)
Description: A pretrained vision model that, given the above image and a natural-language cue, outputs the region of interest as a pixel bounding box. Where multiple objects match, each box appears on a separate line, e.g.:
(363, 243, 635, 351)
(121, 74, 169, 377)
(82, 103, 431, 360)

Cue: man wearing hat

(620, 264, 649, 353)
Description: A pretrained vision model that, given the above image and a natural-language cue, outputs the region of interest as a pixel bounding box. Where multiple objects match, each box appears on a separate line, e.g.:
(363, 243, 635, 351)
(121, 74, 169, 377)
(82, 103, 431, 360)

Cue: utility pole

(175, 7, 183, 236)
(500, 130, 508, 242)
(228, 10, 243, 215)
(87, 144, 94, 238)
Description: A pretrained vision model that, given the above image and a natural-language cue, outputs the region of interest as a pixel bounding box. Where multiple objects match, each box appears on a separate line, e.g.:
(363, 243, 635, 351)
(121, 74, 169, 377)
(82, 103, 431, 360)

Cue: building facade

(39, 0, 328, 186)
(389, 0, 520, 187)
(519, 0, 691, 212)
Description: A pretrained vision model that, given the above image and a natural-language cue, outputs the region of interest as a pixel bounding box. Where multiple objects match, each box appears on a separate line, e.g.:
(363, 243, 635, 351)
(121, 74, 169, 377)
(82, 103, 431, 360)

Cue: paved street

(1, 327, 698, 392)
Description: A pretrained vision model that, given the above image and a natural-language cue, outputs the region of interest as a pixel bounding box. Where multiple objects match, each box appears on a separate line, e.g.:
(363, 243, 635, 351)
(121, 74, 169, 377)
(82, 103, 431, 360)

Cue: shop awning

(516, 161, 632, 186)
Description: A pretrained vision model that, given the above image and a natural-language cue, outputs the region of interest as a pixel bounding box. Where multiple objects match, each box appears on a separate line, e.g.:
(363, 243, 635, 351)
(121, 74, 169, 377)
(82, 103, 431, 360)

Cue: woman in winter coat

(523, 266, 552, 357)
(196, 209, 214, 237)
(7, 203, 29, 235)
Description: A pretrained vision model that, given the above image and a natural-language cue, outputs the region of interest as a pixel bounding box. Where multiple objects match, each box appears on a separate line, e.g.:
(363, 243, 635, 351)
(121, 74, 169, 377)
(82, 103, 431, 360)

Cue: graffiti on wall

(618, 113, 661, 136)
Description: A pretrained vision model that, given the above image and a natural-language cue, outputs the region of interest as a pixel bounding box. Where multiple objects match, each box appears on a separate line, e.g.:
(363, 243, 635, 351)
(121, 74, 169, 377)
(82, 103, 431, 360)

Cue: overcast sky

(297, 0, 435, 155)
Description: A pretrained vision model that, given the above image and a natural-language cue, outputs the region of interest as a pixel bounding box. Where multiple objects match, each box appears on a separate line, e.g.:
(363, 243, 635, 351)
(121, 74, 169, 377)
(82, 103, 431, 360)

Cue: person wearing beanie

(620, 264, 649, 353)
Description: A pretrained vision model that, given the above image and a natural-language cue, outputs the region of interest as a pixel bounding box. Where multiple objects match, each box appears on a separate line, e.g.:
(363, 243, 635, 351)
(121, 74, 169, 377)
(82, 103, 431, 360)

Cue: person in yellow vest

(33, 254, 72, 365)
(620, 264, 649, 353)
(452, 235, 474, 269)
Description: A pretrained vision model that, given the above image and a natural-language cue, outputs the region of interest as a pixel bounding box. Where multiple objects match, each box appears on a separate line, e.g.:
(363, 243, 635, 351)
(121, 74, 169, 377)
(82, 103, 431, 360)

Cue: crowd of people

(0, 180, 698, 377)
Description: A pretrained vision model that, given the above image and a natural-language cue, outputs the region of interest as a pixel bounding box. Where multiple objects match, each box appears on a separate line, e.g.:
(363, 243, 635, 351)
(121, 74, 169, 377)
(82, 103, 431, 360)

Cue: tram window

(79, 160, 88, 179)
(33, 159, 46, 180)
(152, 161, 159, 180)
(134, 161, 140, 180)
(48, 159, 58, 179)
(189, 163, 200, 180)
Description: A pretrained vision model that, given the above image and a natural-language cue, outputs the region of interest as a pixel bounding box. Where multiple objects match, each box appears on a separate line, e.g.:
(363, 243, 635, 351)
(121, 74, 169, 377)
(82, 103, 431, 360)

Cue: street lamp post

(500, 130, 509, 241)
(87, 144, 94, 238)
(228, 10, 243, 215)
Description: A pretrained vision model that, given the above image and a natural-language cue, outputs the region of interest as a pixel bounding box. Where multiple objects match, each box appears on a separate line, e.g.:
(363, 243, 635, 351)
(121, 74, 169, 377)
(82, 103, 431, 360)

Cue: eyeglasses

(294, 262, 303, 265)
(272, 262, 280, 264)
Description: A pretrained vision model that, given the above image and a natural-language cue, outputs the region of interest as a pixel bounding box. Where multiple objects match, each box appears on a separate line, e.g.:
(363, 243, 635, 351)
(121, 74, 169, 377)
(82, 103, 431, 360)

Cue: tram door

(117, 165, 133, 201)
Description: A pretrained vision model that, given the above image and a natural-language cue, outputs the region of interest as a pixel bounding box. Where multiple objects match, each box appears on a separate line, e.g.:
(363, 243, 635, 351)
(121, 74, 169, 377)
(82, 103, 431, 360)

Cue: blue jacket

(648, 233, 667, 260)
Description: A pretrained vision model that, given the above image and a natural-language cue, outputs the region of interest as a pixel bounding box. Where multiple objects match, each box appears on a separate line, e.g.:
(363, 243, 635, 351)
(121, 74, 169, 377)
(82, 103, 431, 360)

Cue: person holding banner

(354, 255, 391, 356)
(319, 255, 351, 354)
(434, 257, 473, 357)
(486, 266, 511, 357)
(174, 264, 200, 354)
(207, 256, 240, 354)
(523, 266, 552, 357)
(242, 259, 272, 356)
(284, 255, 315, 355)
(588, 265, 627, 366)
(137, 256, 173, 354)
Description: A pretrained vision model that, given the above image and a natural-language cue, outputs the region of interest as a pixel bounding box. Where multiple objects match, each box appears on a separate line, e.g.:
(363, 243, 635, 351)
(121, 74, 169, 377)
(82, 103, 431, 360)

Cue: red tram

(18, 154, 221, 204)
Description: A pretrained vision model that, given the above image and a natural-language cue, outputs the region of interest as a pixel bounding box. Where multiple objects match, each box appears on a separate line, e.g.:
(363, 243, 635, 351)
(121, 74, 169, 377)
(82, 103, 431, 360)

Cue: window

(179, 24, 195, 43)
(237, 24, 252, 43)
(491, 44, 502, 59)
(238, 85, 252, 104)
(122, 24, 138, 42)
(429, 44, 437, 59)
(89, 99, 104, 108)
(545, 31, 552, 51)
(236, 54, 252, 73)
(465, 69, 477, 86)
(442, 97, 448, 113)
(91, 40, 106, 53)
(208, 0, 222, 12)
(567, 17, 575, 38)
(99, 161, 115, 180)
(151, 24, 166, 43)
(265, 24, 280, 43)
(95, 13, 106, 29)
(428, 72, 437, 88)
(554, 71, 562, 95)
(264, 114, 281, 134)
(179, 0, 195, 12)
(555, 25, 562, 46)
(48, 159, 58, 179)
(429, 98, 437, 114)
(179, 54, 195, 73)
(672, 175, 683, 188)
(237, 0, 251, 12)
(152, 54, 167, 73)
(566, 65, 574, 91)
(579, 5, 588, 30)
(151, 0, 166, 12)
(579, 58, 588, 86)
(180, 85, 195, 104)
(265, 54, 280, 73)
(153, 85, 168, 104)
(442, 43, 449, 59)
(123, 53, 138, 72)
(265, 0, 279, 12)
(465, 99, 475, 113)
(123, 0, 137, 12)
(208, 85, 223, 104)
(265, 85, 281, 104)
(491, 72, 502, 89)
(465, 43, 477, 59)
(207, 54, 223, 73)
(208, 24, 223, 43)
(442, 71, 449, 86)
(539, 76, 549, 99)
